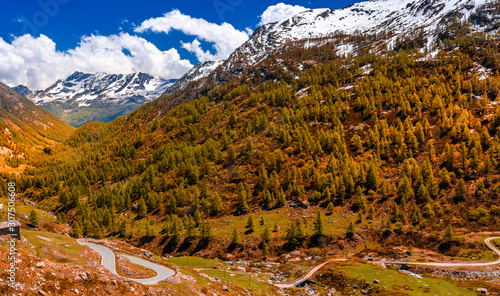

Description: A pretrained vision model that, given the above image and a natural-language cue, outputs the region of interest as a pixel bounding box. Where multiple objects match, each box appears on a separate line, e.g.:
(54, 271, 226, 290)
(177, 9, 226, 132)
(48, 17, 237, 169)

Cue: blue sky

(0, 0, 361, 89)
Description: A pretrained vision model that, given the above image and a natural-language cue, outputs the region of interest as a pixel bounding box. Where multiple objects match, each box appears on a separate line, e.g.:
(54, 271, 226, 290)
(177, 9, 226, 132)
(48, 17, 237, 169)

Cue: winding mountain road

(275, 237, 500, 289)
(396, 236, 500, 267)
(274, 259, 348, 289)
(78, 241, 175, 285)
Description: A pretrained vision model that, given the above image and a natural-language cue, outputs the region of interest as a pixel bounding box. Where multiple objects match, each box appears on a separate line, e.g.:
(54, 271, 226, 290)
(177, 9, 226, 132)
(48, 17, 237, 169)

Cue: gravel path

(275, 237, 500, 289)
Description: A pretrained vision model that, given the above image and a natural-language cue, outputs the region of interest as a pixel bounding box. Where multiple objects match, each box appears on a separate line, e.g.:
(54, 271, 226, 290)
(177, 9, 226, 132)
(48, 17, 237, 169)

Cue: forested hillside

(0, 82, 74, 171)
(7, 23, 500, 258)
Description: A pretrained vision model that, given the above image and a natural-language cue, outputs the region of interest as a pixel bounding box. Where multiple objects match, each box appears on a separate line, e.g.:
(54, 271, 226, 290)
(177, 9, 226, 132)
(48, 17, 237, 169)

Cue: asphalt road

(78, 241, 175, 285)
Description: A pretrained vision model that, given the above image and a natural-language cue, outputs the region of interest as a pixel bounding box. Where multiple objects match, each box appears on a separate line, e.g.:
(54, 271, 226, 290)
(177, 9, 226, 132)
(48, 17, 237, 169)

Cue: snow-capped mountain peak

(27, 71, 175, 107)
(226, 0, 491, 66)
(169, 0, 492, 86)
(13, 72, 177, 127)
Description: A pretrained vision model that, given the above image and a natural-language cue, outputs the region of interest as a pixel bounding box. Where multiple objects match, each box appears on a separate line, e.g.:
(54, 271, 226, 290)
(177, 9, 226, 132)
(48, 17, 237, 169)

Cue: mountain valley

(4, 0, 500, 295)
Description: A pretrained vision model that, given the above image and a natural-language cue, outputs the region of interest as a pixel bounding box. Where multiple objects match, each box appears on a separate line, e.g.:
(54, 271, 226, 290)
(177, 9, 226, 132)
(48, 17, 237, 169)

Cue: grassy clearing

(120, 206, 358, 246)
(115, 255, 157, 279)
(338, 263, 475, 296)
(159, 255, 276, 295)
(166, 256, 220, 269)
(201, 269, 276, 296)
(210, 206, 355, 241)
(0, 197, 56, 222)
(457, 237, 500, 262)
(20, 230, 87, 264)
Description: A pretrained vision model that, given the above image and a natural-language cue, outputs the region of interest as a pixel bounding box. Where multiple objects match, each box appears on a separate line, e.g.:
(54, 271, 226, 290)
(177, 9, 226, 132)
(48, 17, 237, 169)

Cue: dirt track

(275, 237, 500, 289)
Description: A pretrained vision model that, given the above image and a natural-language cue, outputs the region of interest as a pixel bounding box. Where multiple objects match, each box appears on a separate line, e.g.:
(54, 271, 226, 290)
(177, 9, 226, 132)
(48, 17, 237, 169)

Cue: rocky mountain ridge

(174, 0, 499, 91)
(14, 72, 176, 127)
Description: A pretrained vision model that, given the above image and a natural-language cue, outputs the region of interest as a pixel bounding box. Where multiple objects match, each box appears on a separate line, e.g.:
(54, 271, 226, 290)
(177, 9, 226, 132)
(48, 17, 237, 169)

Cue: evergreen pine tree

(29, 210, 38, 227)
(262, 189, 273, 209)
(483, 156, 493, 183)
(237, 185, 249, 215)
(231, 227, 239, 245)
(326, 201, 334, 213)
(391, 202, 399, 221)
(119, 220, 127, 237)
(246, 215, 255, 233)
(185, 216, 196, 243)
(411, 205, 422, 225)
(313, 210, 324, 237)
(172, 218, 180, 246)
(262, 226, 270, 244)
(166, 194, 177, 215)
(137, 198, 147, 219)
(256, 163, 269, 192)
(193, 209, 201, 227)
(365, 162, 379, 190)
(209, 193, 222, 216)
(276, 188, 286, 208)
(443, 225, 455, 243)
(346, 221, 355, 235)
(202, 220, 212, 243)
(455, 179, 467, 201)
(262, 240, 269, 256)
(71, 221, 82, 238)
(368, 205, 375, 219)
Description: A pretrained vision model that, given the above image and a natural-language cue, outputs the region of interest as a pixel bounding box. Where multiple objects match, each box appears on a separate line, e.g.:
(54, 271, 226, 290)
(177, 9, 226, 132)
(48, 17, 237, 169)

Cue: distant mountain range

(13, 72, 175, 127)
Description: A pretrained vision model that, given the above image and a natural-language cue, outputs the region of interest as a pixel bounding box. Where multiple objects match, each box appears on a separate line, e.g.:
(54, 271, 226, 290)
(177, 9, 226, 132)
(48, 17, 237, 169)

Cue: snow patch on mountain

(162, 60, 223, 95)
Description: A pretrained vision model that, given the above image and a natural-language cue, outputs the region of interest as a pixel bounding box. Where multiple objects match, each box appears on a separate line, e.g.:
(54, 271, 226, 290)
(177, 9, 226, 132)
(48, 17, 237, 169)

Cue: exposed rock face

(162, 61, 223, 96)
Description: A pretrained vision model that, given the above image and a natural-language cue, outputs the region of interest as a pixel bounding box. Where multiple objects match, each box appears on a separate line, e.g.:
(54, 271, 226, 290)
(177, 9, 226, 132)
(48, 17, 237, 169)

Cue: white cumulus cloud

(135, 9, 252, 62)
(0, 33, 193, 90)
(258, 3, 309, 26)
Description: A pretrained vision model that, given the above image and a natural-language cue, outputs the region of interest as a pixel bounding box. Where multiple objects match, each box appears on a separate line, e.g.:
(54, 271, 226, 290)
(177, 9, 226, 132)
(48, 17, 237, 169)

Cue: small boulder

(73, 288, 80, 294)
(477, 288, 488, 294)
(79, 273, 87, 280)
(222, 286, 229, 292)
(373, 279, 380, 284)
(36, 262, 45, 268)
(144, 250, 152, 258)
(38, 291, 47, 295)
(111, 280, 117, 285)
